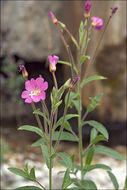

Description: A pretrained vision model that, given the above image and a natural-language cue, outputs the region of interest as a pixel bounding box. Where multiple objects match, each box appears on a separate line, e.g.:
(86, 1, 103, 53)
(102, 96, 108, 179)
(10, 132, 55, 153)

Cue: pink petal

(21, 90, 29, 99)
(40, 91, 46, 100)
(30, 78, 37, 90)
(36, 77, 44, 88)
(53, 55, 59, 62)
(25, 80, 32, 91)
(42, 82, 48, 91)
(25, 97, 32, 103)
(32, 95, 41, 103)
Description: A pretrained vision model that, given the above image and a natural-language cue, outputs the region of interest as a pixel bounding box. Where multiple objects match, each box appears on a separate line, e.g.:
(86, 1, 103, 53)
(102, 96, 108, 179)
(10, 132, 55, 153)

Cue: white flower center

(29, 89, 41, 98)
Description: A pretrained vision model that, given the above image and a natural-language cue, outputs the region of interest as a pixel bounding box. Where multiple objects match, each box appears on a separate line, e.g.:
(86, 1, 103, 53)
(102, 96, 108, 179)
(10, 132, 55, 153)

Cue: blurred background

(1, 0, 126, 189)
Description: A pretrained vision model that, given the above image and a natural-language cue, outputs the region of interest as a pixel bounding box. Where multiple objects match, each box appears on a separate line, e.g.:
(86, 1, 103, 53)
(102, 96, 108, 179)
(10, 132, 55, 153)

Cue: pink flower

(48, 12, 58, 24)
(21, 77, 48, 103)
(91, 16, 103, 30)
(48, 55, 59, 72)
(84, 1, 92, 18)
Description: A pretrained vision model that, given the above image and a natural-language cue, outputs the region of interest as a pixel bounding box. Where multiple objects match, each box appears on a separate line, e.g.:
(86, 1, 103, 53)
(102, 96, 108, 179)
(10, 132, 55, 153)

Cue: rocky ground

(1, 140, 126, 190)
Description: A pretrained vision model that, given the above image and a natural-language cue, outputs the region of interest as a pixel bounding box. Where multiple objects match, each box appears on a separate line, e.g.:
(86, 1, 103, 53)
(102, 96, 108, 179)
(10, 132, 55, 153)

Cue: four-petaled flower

(48, 12, 58, 24)
(91, 16, 103, 30)
(21, 77, 48, 103)
(48, 55, 59, 72)
(84, 1, 92, 18)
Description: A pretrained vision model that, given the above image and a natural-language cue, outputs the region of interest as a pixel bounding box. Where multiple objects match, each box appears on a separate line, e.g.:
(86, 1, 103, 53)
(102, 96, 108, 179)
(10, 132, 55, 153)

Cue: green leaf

(80, 55, 90, 65)
(57, 152, 73, 169)
(107, 171, 119, 190)
(32, 138, 45, 147)
(84, 120, 109, 140)
(91, 135, 108, 145)
(62, 169, 72, 189)
(41, 144, 49, 168)
(18, 125, 43, 137)
(80, 180, 97, 190)
(85, 164, 111, 172)
(90, 128, 98, 142)
(87, 93, 103, 113)
(71, 36, 79, 49)
(54, 114, 79, 130)
(33, 110, 50, 125)
(53, 100, 62, 112)
(52, 131, 78, 142)
(80, 75, 106, 88)
(64, 121, 72, 131)
(29, 167, 36, 181)
(65, 91, 78, 108)
(94, 145, 126, 160)
(8, 168, 28, 179)
(85, 146, 94, 166)
(15, 186, 42, 190)
(58, 60, 71, 67)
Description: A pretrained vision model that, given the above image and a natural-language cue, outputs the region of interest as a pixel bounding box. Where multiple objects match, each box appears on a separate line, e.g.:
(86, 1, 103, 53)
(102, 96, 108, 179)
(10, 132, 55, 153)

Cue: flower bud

(84, 1, 92, 18)
(110, 7, 118, 17)
(70, 76, 80, 89)
(19, 65, 28, 80)
(48, 12, 58, 25)
(48, 55, 59, 72)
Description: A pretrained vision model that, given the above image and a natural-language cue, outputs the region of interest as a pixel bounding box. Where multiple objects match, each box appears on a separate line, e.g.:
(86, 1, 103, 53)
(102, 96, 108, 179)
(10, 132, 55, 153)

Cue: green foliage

(58, 60, 71, 67)
(65, 91, 79, 111)
(87, 93, 103, 113)
(15, 186, 41, 190)
(90, 128, 98, 142)
(80, 75, 106, 88)
(94, 145, 126, 160)
(62, 169, 72, 189)
(90, 135, 108, 145)
(54, 114, 79, 130)
(85, 146, 94, 166)
(41, 144, 50, 169)
(80, 55, 90, 65)
(57, 152, 73, 169)
(8, 165, 36, 181)
(107, 171, 119, 190)
(33, 110, 50, 125)
(18, 125, 43, 137)
(85, 164, 111, 172)
(83, 120, 109, 140)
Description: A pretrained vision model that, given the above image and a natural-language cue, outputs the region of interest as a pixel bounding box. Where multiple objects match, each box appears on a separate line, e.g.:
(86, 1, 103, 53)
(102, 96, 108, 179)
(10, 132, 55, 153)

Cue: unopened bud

(84, 1, 92, 18)
(70, 76, 80, 89)
(48, 12, 58, 25)
(110, 7, 118, 17)
(19, 65, 28, 80)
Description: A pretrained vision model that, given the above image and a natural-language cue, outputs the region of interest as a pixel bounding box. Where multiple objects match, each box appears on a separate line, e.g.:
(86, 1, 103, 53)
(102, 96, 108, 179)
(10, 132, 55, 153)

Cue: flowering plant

(8, 2, 126, 190)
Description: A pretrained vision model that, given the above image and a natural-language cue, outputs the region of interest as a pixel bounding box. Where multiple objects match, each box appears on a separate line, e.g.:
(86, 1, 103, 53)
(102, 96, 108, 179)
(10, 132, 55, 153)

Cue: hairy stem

(35, 180, 47, 190)
(54, 89, 71, 151)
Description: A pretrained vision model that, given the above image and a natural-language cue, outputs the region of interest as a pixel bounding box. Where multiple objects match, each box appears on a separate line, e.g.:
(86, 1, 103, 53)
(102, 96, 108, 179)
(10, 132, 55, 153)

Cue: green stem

(54, 89, 71, 151)
(77, 80, 83, 181)
(31, 102, 49, 143)
(49, 112, 54, 190)
(35, 180, 47, 190)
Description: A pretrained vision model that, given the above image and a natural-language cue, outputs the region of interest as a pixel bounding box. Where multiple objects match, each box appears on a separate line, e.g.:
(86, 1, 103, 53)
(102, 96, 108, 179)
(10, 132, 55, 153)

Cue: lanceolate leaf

(90, 128, 98, 143)
(52, 131, 78, 142)
(80, 55, 90, 65)
(94, 145, 126, 160)
(54, 114, 79, 130)
(32, 138, 45, 147)
(84, 120, 109, 140)
(107, 171, 119, 190)
(90, 135, 108, 145)
(85, 146, 94, 166)
(58, 60, 71, 67)
(41, 144, 49, 169)
(62, 169, 72, 189)
(87, 93, 103, 113)
(80, 75, 106, 88)
(15, 186, 42, 190)
(57, 152, 73, 169)
(8, 168, 28, 179)
(80, 180, 97, 190)
(86, 164, 111, 172)
(18, 125, 43, 137)
(33, 110, 50, 125)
